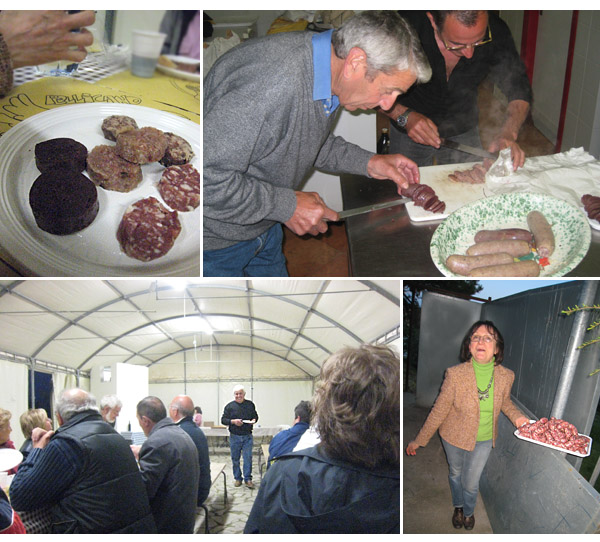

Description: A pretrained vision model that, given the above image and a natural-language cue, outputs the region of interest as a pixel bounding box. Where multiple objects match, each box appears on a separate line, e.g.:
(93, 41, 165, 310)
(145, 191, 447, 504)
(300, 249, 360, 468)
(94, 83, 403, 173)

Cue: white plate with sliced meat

(0, 103, 199, 276)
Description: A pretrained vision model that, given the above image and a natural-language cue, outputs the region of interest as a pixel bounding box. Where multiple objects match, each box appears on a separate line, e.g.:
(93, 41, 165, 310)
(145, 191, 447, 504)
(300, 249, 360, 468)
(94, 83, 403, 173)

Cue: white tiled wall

(563, 11, 600, 157)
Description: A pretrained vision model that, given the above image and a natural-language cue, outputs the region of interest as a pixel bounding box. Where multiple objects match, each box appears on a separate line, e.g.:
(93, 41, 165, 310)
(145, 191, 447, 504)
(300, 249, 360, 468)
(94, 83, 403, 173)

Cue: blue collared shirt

(312, 29, 339, 117)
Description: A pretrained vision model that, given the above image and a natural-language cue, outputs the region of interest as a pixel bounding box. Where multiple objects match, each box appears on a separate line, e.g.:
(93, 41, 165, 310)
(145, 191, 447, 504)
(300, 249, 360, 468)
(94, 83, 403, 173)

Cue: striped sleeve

(9, 438, 84, 511)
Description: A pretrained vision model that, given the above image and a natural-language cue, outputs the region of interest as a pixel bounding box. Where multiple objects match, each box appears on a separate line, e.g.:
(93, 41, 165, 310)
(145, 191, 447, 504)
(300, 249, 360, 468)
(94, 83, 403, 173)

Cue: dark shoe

(464, 515, 475, 530)
(234, 479, 242, 487)
(452, 507, 464, 529)
(245, 480, 254, 489)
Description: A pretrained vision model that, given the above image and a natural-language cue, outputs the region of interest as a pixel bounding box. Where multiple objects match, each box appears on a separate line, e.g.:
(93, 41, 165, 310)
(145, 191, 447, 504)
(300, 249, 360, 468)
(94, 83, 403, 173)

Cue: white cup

(131, 30, 167, 78)
(0, 471, 7, 489)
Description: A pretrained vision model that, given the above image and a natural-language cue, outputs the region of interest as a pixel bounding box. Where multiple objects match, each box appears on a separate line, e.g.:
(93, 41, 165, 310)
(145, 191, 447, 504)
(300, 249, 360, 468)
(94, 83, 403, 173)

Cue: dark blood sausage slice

(582, 194, 600, 221)
(159, 132, 194, 167)
(401, 183, 446, 213)
(29, 171, 99, 235)
(35, 138, 88, 174)
(117, 196, 181, 261)
(158, 164, 200, 212)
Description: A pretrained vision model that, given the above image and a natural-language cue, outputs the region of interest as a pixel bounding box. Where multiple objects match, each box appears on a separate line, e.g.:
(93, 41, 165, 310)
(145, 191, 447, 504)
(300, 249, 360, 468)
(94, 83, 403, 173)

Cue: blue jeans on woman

(229, 434, 254, 482)
(441, 438, 493, 517)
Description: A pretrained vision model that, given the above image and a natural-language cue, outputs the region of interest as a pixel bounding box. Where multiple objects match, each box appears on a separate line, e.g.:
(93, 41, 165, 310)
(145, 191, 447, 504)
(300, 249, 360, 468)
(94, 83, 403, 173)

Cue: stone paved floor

(195, 451, 265, 534)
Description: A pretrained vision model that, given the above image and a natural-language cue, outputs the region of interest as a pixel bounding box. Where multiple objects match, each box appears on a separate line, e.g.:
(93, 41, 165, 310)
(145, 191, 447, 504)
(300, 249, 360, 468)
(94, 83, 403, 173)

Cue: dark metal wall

(416, 291, 481, 408)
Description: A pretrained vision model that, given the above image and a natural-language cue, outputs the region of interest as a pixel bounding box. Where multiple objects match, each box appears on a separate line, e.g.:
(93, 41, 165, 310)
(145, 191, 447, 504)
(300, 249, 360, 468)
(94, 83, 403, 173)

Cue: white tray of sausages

(514, 419, 592, 458)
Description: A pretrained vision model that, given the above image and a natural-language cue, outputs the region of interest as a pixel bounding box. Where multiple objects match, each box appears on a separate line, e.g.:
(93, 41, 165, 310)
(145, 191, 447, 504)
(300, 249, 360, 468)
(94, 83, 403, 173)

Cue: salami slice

(158, 163, 200, 212)
(117, 196, 181, 261)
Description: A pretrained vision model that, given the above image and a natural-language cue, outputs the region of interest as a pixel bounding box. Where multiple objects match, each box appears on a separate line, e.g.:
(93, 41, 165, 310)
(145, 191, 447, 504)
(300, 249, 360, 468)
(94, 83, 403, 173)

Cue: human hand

(367, 154, 420, 191)
(515, 416, 529, 428)
(405, 112, 441, 148)
(130, 445, 141, 460)
(284, 191, 338, 236)
(31, 427, 54, 449)
(232, 419, 244, 427)
(488, 137, 525, 170)
(0, 10, 95, 69)
(406, 441, 420, 456)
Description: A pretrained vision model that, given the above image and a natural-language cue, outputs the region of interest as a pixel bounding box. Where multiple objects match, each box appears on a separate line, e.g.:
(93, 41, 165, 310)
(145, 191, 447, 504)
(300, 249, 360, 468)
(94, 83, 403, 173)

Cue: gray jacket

(203, 31, 374, 250)
(138, 418, 199, 534)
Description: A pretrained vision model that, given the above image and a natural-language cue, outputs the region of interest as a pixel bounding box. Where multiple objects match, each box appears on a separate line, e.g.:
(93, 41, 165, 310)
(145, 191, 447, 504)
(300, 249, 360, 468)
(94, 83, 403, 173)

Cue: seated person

(0, 408, 18, 474)
(19, 408, 52, 460)
(267, 400, 311, 469)
(244, 344, 400, 534)
(0, 490, 26, 533)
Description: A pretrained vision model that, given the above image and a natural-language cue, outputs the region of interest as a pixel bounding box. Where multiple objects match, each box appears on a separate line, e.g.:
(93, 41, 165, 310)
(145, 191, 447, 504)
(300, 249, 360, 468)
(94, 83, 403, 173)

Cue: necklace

(477, 371, 494, 401)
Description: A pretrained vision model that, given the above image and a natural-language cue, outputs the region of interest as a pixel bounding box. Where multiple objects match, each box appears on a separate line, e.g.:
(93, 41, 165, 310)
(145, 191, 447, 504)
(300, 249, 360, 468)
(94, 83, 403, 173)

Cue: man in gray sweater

(203, 11, 431, 276)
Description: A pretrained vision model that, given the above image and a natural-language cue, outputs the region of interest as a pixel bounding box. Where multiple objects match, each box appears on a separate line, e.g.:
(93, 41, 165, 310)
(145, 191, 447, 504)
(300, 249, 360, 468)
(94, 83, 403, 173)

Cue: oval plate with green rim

(430, 192, 591, 277)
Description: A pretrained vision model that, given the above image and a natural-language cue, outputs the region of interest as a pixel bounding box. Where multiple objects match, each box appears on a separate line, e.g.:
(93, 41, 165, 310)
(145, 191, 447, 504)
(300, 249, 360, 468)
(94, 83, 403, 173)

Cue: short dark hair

(294, 401, 312, 424)
(429, 10, 484, 30)
(313, 344, 399, 469)
(460, 320, 504, 365)
(136, 396, 167, 423)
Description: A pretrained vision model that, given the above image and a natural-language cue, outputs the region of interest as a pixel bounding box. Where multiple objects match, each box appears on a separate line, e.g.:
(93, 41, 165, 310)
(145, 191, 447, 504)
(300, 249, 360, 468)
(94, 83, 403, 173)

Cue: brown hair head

(313, 344, 400, 469)
(460, 320, 504, 365)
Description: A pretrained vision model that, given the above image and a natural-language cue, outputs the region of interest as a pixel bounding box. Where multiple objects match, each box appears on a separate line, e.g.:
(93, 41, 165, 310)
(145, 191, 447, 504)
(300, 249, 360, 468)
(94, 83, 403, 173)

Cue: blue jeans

(441, 438, 492, 517)
(389, 125, 483, 167)
(229, 434, 253, 482)
(203, 224, 289, 277)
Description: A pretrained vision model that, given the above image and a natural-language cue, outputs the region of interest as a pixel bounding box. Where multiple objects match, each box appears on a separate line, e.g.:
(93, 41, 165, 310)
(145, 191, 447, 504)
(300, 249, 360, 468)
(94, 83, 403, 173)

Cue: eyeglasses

(438, 25, 492, 52)
(470, 335, 495, 344)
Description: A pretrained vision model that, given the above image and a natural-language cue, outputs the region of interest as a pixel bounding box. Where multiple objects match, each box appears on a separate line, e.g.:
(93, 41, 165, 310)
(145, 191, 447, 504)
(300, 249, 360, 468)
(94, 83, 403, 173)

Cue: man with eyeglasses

(385, 11, 532, 170)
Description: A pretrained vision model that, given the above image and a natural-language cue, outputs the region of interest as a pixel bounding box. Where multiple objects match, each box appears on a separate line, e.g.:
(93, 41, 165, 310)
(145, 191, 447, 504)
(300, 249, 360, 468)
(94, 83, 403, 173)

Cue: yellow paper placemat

(0, 72, 199, 136)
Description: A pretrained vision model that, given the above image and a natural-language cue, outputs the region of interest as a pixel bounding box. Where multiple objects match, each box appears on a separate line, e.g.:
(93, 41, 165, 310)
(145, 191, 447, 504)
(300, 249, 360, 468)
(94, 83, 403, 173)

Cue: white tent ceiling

(0, 279, 400, 383)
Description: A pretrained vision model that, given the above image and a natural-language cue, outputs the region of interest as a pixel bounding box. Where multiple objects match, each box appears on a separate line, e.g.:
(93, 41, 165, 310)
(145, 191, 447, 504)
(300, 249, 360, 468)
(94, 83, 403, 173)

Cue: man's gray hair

(100, 394, 122, 410)
(56, 389, 99, 422)
(332, 10, 431, 83)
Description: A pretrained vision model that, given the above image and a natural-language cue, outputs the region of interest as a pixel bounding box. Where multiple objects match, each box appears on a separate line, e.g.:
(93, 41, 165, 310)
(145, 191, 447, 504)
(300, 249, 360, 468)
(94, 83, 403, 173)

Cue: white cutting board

(406, 162, 488, 222)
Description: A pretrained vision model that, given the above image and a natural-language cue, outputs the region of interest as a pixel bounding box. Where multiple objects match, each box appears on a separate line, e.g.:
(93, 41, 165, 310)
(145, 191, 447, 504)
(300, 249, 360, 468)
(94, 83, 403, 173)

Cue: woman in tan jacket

(406, 320, 528, 531)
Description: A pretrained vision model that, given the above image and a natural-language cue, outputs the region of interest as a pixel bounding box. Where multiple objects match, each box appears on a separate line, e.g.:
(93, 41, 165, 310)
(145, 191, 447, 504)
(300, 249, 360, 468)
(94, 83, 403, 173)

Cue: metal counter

(340, 173, 600, 277)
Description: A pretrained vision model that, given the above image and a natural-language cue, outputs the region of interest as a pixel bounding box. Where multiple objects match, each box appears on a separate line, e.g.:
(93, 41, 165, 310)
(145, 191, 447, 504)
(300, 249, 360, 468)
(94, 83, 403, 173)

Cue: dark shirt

(221, 400, 259, 436)
(176, 416, 211, 505)
(397, 11, 532, 137)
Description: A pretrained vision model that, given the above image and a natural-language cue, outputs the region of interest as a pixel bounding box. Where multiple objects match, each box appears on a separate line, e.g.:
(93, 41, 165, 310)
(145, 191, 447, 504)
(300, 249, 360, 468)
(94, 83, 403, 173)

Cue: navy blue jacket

(267, 422, 309, 468)
(176, 416, 211, 505)
(245, 445, 399, 534)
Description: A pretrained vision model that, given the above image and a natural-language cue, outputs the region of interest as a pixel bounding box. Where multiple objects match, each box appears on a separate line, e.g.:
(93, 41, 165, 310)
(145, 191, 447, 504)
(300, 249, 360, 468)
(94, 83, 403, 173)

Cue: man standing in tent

(221, 385, 259, 489)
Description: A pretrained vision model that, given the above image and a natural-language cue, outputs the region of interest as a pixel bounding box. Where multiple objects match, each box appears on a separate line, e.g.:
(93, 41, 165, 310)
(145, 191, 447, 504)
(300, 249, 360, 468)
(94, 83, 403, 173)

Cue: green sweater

(473, 358, 494, 441)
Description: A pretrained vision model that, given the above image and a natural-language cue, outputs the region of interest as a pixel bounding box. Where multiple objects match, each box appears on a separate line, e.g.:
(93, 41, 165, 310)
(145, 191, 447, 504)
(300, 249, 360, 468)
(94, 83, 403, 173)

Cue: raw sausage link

(474, 228, 533, 243)
(517, 417, 590, 455)
(446, 253, 514, 276)
(527, 210, 555, 258)
(466, 239, 531, 258)
(468, 260, 540, 277)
